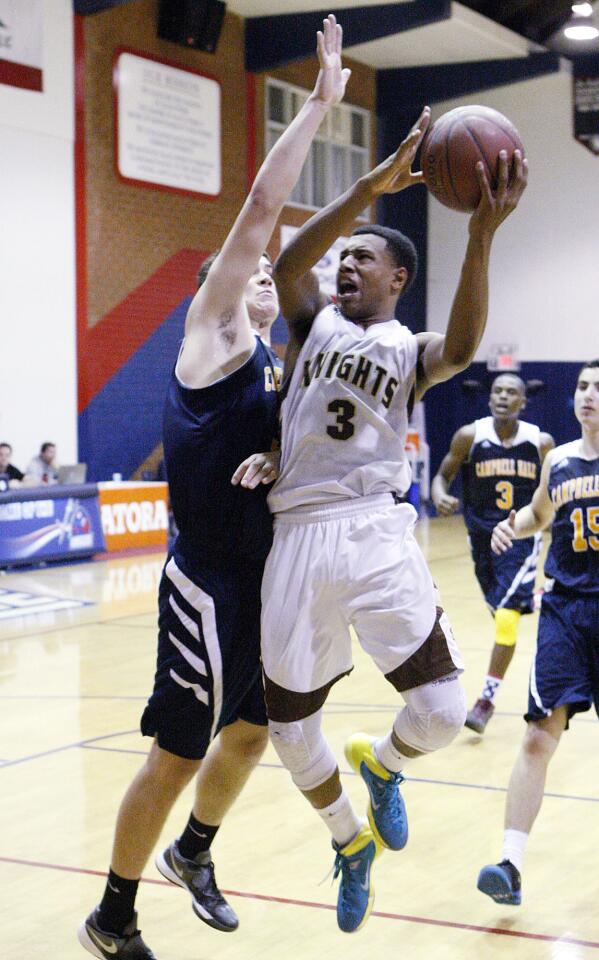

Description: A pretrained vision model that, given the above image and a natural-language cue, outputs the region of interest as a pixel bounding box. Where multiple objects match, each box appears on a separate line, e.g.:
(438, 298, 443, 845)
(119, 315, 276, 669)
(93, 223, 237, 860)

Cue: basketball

(421, 106, 525, 212)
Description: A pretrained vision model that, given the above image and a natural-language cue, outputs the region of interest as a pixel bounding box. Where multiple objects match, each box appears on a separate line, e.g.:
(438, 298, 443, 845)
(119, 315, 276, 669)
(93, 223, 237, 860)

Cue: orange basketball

(421, 106, 525, 212)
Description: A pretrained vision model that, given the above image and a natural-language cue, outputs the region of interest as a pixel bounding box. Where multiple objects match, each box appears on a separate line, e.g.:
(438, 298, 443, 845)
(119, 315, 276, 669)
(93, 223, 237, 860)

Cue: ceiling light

(564, 3, 599, 39)
(564, 21, 599, 38)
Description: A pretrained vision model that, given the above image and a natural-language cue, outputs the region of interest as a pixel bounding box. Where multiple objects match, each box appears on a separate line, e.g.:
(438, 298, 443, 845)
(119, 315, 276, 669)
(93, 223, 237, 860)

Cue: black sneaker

(155, 841, 239, 932)
(78, 909, 156, 959)
(477, 859, 522, 905)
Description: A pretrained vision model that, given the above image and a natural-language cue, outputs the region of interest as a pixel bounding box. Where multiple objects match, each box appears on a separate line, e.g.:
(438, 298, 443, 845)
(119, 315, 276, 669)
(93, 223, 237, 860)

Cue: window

(265, 78, 371, 213)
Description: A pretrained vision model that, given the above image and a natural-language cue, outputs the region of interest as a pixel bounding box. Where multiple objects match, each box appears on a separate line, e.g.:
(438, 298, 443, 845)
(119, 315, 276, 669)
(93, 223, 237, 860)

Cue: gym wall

(0, 0, 76, 472)
(76, 0, 375, 480)
(424, 66, 597, 480)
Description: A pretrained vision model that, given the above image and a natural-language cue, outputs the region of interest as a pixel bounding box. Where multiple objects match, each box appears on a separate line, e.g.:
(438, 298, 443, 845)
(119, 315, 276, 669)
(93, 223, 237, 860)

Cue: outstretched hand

(491, 509, 517, 554)
(469, 150, 528, 238)
(363, 107, 431, 197)
(312, 14, 351, 107)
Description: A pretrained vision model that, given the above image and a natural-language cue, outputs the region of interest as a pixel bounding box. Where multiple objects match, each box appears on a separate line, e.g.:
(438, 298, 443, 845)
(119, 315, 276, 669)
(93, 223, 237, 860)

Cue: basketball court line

(0, 691, 595, 724)
(76, 743, 599, 805)
(5, 727, 599, 807)
(0, 854, 597, 949)
(0, 729, 138, 769)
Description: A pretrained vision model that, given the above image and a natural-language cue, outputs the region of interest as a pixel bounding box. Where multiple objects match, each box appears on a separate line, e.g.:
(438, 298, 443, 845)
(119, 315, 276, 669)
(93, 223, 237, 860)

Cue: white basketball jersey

(472, 416, 541, 451)
(269, 303, 419, 513)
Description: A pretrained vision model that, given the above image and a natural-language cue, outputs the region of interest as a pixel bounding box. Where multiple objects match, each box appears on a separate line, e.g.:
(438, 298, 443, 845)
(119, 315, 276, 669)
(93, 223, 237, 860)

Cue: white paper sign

(116, 52, 221, 196)
(0, 0, 42, 68)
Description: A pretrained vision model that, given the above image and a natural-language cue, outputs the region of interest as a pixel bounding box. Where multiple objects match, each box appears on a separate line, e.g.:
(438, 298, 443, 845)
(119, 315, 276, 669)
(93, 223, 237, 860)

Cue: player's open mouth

(338, 280, 358, 297)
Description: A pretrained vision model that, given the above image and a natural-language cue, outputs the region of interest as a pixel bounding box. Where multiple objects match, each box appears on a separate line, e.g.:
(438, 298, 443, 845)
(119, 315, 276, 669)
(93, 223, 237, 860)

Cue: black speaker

(158, 0, 226, 54)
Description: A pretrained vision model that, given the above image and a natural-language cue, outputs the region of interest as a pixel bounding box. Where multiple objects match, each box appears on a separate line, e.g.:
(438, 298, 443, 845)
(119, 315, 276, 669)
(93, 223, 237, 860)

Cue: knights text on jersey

(462, 417, 542, 533)
(544, 440, 599, 596)
(268, 303, 418, 514)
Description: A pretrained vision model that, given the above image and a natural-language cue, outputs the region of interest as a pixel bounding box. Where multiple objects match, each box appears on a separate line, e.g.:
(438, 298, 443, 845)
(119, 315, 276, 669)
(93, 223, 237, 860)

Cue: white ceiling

(227, 1, 537, 69)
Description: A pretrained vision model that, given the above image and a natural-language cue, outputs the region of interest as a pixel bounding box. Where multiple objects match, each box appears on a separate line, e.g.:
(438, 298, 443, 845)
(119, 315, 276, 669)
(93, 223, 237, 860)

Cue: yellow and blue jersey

(545, 440, 599, 596)
(462, 417, 542, 534)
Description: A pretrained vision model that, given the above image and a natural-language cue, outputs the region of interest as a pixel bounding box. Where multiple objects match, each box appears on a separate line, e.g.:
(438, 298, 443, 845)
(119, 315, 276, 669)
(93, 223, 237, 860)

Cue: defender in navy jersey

(261, 101, 527, 933)
(477, 360, 599, 908)
(79, 17, 351, 960)
(432, 375, 554, 734)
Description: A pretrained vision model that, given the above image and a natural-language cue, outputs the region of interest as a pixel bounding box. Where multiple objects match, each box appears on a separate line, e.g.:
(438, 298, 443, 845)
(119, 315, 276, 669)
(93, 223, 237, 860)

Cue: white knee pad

(394, 673, 467, 754)
(268, 710, 337, 792)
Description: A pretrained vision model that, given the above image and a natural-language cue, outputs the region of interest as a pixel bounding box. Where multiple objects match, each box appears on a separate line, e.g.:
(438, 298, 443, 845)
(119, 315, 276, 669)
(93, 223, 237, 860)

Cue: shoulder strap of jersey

(472, 417, 495, 446)
(515, 420, 541, 448)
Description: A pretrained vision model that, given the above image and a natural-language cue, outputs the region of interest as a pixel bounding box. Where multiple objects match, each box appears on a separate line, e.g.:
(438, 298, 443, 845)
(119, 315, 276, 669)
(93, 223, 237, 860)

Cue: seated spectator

(0, 442, 24, 491)
(25, 442, 59, 485)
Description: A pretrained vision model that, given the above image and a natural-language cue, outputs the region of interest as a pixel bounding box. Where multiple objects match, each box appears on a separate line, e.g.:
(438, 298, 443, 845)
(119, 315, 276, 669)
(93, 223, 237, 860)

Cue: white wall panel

(0, 0, 75, 471)
(427, 68, 598, 362)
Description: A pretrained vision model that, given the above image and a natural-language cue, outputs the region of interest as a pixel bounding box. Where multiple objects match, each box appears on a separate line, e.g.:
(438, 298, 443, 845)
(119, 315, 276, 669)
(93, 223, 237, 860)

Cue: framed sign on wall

(0, 0, 43, 92)
(113, 49, 221, 198)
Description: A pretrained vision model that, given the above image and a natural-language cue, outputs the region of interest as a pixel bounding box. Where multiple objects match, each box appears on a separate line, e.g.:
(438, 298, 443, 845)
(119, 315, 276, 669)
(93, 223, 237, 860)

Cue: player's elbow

(442, 345, 475, 373)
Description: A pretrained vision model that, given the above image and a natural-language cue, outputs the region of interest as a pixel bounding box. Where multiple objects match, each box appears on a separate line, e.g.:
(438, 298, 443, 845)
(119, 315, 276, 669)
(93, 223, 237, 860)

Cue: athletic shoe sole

(77, 921, 113, 960)
(155, 850, 237, 932)
(477, 865, 521, 905)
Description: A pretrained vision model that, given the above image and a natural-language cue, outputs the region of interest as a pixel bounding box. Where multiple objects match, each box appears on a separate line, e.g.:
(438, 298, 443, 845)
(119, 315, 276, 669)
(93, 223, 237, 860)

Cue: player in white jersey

(262, 109, 528, 933)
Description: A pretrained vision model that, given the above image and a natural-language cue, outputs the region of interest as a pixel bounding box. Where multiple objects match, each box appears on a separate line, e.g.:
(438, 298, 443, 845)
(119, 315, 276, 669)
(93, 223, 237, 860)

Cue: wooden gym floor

(1, 514, 598, 960)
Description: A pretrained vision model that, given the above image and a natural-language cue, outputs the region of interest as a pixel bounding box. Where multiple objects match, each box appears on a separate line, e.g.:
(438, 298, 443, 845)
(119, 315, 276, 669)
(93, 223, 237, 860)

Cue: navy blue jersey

(163, 336, 282, 566)
(545, 440, 599, 596)
(462, 418, 542, 534)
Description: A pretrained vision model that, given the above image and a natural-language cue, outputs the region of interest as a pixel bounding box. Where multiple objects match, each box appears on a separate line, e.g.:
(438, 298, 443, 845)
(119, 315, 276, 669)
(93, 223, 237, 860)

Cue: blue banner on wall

(0, 486, 105, 565)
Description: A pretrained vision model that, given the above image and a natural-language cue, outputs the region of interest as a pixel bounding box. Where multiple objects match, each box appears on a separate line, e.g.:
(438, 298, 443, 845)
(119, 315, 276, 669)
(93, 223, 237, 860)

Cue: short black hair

(41, 442, 55, 454)
(0, 442, 11, 452)
(351, 224, 418, 296)
(491, 373, 526, 396)
(578, 359, 599, 378)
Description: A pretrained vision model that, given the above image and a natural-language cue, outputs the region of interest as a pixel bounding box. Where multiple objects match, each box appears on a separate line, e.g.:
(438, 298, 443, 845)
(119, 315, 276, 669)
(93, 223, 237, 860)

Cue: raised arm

(416, 151, 528, 400)
(431, 424, 475, 516)
(273, 107, 431, 344)
(178, 16, 350, 384)
(491, 450, 556, 554)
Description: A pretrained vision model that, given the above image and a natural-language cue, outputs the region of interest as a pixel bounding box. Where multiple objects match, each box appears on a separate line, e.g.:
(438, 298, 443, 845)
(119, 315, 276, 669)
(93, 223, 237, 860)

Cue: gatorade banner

(0, 486, 105, 565)
(0, 0, 43, 92)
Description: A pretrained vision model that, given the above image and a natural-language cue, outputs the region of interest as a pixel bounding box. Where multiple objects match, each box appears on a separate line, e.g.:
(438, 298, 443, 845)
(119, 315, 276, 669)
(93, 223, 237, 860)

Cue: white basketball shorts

(261, 493, 463, 721)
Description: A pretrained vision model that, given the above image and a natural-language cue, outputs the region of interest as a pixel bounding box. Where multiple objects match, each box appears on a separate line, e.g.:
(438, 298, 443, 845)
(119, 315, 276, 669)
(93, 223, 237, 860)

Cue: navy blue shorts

(468, 529, 541, 614)
(526, 589, 599, 725)
(140, 554, 267, 760)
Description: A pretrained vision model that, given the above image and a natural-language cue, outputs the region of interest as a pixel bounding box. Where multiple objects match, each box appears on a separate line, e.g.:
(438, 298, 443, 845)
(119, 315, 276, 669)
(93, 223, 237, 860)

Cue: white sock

(373, 731, 410, 774)
(316, 790, 362, 847)
(501, 829, 528, 871)
(481, 675, 502, 703)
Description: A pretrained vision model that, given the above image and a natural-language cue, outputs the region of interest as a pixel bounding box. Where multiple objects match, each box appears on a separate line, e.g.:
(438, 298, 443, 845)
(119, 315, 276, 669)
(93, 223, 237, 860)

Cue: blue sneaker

(332, 825, 378, 933)
(477, 859, 522, 905)
(344, 733, 408, 850)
